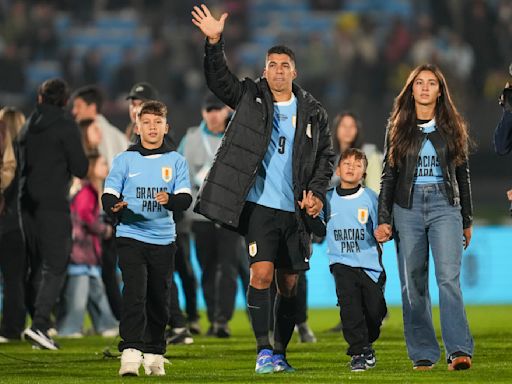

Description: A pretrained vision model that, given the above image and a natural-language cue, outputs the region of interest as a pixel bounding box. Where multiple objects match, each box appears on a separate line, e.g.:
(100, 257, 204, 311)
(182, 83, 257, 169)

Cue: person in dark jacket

(0, 107, 27, 342)
(493, 82, 512, 206)
(191, 5, 334, 373)
(20, 78, 88, 350)
(374, 64, 474, 371)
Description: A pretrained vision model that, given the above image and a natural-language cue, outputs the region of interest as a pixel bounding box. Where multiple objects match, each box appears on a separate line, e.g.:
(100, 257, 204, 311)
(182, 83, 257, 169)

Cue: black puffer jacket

(378, 128, 473, 229)
(194, 38, 334, 257)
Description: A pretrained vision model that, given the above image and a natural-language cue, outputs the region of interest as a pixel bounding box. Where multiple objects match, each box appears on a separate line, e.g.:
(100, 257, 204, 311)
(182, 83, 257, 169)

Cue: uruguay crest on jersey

(248, 242, 257, 257)
(162, 166, 172, 182)
(358, 208, 369, 225)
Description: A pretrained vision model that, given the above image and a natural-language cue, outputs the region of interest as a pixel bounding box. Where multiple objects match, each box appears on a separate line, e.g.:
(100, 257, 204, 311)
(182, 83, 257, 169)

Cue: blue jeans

(393, 183, 473, 363)
(57, 274, 118, 336)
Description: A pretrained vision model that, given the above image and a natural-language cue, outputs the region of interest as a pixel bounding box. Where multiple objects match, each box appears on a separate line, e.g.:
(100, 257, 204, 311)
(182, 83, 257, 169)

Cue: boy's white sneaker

(119, 348, 143, 376)
(143, 353, 165, 376)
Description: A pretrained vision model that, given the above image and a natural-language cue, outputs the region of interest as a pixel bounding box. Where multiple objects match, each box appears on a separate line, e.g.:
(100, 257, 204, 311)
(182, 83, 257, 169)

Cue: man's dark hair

(38, 78, 70, 107)
(72, 85, 104, 113)
(137, 100, 168, 119)
(266, 45, 296, 65)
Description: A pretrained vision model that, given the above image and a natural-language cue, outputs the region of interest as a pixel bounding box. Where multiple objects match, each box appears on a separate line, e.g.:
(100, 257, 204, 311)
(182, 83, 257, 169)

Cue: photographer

(493, 81, 512, 205)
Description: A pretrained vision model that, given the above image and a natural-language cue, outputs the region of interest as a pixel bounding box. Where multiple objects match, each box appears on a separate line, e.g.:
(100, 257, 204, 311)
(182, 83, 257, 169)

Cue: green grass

(0, 306, 511, 383)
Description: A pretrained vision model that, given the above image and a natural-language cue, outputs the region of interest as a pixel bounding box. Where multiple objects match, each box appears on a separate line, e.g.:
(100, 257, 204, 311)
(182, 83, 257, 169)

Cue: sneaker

(24, 328, 60, 350)
(143, 353, 165, 376)
(206, 325, 216, 336)
(413, 359, 435, 370)
(119, 348, 143, 376)
(363, 348, 376, 368)
(0, 335, 9, 343)
(215, 323, 231, 338)
(447, 352, 472, 371)
(255, 349, 274, 374)
(166, 328, 194, 345)
(350, 354, 367, 372)
(296, 322, 317, 343)
(188, 320, 201, 335)
(272, 354, 296, 373)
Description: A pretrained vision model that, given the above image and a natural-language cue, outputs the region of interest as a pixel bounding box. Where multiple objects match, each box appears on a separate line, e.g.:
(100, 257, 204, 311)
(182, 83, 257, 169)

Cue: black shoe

(363, 347, 376, 368)
(215, 324, 231, 338)
(187, 320, 201, 335)
(166, 328, 193, 345)
(413, 359, 435, 370)
(24, 327, 60, 350)
(206, 325, 216, 336)
(350, 354, 367, 372)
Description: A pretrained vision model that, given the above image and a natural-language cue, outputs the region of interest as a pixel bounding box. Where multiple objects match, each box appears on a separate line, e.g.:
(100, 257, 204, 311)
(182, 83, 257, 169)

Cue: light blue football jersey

(324, 187, 383, 282)
(104, 151, 191, 245)
(246, 94, 297, 212)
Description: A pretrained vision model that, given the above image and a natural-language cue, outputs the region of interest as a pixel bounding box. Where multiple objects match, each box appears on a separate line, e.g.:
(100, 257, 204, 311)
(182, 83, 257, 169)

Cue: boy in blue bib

(102, 101, 192, 377)
(305, 148, 387, 372)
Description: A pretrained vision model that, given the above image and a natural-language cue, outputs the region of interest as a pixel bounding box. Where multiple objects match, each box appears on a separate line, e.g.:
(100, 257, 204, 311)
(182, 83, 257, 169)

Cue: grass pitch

(0, 306, 510, 383)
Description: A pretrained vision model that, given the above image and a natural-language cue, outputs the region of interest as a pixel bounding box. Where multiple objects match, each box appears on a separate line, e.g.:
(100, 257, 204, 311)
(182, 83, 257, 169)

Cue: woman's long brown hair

(386, 64, 470, 167)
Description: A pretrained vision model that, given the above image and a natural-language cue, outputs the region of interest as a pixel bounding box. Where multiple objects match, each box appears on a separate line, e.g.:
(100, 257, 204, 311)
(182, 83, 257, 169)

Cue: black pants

(0, 228, 27, 338)
(101, 236, 122, 321)
(174, 231, 198, 322)
(23, 210, 72, 331)
(331, 263, 387, 356)
(192, 221, 246, 325)
(116, 237, 176, 354)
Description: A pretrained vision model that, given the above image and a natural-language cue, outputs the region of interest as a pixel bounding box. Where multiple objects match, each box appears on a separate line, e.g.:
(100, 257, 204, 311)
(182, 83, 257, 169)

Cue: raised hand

(191, 4, 228, 44)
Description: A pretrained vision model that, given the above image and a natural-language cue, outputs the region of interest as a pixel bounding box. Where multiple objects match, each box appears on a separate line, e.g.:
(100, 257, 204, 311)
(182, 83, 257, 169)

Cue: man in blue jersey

(191, 4, 334, 373)
(306, 148, 387, 372)
(101, 101, 192, 377)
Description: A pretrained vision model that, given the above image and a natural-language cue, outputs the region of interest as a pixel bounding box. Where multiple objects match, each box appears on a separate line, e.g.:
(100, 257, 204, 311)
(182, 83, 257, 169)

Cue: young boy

(305, 148, 387, 372)
(101, 101, 192, 376)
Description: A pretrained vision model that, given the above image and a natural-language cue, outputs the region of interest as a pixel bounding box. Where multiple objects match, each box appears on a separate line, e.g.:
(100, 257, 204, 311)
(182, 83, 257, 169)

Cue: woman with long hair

(0, 107, 27, 342)
(375, 64, 474, 371)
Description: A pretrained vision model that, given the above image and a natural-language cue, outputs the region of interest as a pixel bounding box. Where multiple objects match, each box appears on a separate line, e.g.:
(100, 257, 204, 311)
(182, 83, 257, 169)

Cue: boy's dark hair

(266, 45, 296, 65)
(339, 147, 368, 171)
(72, 85, 104, 113)
(137, 100, 168, 119)
(38, 78, 70, 107)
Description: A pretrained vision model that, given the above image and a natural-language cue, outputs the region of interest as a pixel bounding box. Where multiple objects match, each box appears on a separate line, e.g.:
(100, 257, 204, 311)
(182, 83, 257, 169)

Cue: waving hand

(191, 4, 228, 44)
